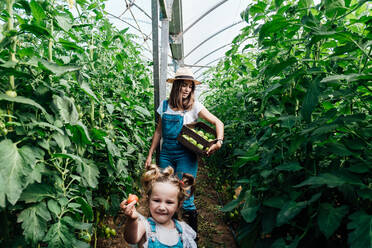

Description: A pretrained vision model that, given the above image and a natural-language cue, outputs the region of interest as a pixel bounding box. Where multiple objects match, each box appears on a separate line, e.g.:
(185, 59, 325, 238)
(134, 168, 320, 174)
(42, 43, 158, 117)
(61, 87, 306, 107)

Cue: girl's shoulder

(178, 221, 197, 248)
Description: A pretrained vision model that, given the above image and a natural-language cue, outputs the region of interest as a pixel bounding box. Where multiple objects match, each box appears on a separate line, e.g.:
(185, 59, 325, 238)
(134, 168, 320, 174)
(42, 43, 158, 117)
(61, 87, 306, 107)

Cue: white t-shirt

(128, 214, 197, 248)
(156, 100, 205, 124)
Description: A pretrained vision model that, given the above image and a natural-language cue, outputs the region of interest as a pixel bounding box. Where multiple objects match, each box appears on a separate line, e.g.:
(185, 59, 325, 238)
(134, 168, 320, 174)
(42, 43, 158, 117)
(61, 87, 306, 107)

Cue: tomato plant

(204, 0, 372, 247)
(0, 0, 153, 247)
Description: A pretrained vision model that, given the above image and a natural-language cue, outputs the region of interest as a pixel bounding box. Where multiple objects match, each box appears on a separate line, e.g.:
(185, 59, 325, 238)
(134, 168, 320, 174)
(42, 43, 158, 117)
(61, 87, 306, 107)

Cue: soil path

(96, 162, 237, 248)
(195, 162, 238, 248)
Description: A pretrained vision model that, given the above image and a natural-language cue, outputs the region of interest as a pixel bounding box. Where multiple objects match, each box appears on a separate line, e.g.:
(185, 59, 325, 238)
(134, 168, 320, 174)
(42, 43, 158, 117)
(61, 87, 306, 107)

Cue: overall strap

(162, 100, 168, 113)
(147, 217, 157, 233)
(173, 219, 183, 234)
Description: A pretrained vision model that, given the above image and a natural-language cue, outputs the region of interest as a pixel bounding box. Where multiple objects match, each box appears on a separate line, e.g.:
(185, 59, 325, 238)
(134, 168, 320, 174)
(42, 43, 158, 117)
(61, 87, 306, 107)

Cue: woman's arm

(198, 108, 224, 155)
(145, 117, 162, 167)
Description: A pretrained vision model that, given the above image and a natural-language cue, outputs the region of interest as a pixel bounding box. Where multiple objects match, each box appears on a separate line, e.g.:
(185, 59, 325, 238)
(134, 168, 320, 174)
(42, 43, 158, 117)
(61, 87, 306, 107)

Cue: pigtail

(141, 164, 160, 189)
(180, 173, 195, 198)
(162, 166, 174, 177)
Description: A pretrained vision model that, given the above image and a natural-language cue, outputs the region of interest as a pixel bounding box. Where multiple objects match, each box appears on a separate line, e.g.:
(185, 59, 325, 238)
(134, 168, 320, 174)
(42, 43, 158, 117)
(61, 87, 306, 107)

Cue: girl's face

(180, 80, 193, 99)
(149, 182, 180, 226)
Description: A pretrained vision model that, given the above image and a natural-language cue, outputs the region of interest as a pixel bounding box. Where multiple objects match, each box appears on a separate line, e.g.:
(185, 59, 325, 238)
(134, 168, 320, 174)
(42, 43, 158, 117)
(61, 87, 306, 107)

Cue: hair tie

(179, 180, 184, 186)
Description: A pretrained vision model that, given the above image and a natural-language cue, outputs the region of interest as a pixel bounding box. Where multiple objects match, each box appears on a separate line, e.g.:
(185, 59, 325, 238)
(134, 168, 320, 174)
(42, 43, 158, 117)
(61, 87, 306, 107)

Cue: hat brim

(166, 78, 202, 85)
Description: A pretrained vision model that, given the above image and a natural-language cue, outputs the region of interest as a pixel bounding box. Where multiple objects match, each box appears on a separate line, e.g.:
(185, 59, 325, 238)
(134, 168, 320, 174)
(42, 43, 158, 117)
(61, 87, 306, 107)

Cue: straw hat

(166, 67, 201, 85)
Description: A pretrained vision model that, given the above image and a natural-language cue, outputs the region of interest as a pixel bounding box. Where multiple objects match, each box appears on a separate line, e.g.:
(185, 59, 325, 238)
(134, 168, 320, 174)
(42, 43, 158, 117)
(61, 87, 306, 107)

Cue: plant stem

(91, 99, 95, 126)
(48, 19, 54, 62)
(6, 0, 15, 127)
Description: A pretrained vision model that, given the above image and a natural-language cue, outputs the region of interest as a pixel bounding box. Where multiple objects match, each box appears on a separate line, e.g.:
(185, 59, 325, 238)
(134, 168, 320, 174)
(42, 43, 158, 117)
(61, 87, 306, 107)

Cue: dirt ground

(95, 163, 237, 248)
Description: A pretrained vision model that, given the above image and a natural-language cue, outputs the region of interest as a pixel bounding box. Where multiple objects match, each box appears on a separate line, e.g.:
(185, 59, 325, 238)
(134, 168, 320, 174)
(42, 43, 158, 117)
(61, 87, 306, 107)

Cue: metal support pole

(152, 0, 160, 114)
(152, 0, 160, 164)
(159, 0, 174, 100)
(160, 20, 169, 99)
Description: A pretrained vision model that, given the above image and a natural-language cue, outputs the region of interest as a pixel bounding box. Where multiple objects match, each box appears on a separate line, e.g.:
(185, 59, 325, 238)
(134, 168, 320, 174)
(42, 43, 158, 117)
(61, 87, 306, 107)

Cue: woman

(145, 67, 224, 233)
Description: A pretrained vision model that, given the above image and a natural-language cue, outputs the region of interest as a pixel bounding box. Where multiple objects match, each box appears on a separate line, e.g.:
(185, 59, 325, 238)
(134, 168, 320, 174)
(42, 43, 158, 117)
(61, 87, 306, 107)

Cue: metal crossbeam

(185, 21, 243, 59)
(183, 0, 229, 35)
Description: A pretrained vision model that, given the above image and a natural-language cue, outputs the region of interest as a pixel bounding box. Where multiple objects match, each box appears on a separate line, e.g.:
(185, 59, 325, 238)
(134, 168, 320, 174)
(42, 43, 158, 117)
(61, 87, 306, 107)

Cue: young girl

(145, 67, 224, 232)
(120, 165, 197, 248)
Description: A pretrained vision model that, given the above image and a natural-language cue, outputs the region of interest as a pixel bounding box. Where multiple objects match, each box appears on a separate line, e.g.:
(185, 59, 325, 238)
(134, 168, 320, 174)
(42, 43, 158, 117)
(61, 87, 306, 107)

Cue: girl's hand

(120, 200, 138, 220)
(206, 142, 222, 155)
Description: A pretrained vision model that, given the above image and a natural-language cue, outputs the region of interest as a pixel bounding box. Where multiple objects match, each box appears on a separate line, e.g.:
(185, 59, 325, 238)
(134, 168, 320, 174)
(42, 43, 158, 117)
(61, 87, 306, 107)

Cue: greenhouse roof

(105, 0, 247, 80)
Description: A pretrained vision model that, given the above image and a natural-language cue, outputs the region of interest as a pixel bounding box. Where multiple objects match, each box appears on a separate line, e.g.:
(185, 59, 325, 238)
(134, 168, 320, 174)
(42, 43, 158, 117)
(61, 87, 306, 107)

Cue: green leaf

(318, 203, 349, 239)
(26, 122, 64, 135)
(20, 183, 55, 203)
(43, 219, 75, 248)
(76, 197, 94, 221)
(288, 135, 305, 154)
(78, 159, 99, 188)
(275, 0, 284, 8)
(17, 202, 51, 243)
(20, 23, 52, 38)
(0, 94, 50, 117)
(104, 136, 120, 157)
(40, 60, 80, 76)
(30, 0, 46, 21)
(249, 1, 267, 17)
(55, 15, 72, 32)
(0, 173, 5, 207)
(52, 133, 71, 152)
(263, 196, 287, 209)
(47, 199, 61, 216)
(263, 57, 297, 78)
(321, 74, 368, 83)
(259, 17, 289, 43)
(241, 204, 260, 223)
(67, 122, 91, 145)
(276, 162, 303, 172)
(326, 142, 352, 156)
(58, 39, 85, 53)
(295, 172, 362, 188)
(0, 140, 29, 205)
(221, 199, 240, 212)
(277, 201, 307, 226)
(134, 105, 151, 117)
(80, 82, 98, 101)
(301, 78, 320, 122)
(347, 211, 372, 248)
(53, 95, 79, 124)
(324, 0, 347, 18)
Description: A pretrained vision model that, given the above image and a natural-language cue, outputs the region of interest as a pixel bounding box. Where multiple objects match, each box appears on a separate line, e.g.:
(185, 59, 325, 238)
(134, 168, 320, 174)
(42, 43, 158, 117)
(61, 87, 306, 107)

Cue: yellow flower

(67, 0, 74, 9)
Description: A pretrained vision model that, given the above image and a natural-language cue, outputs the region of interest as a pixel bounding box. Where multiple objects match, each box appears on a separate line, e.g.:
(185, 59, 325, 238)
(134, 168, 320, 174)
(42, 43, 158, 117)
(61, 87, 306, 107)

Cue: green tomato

(196, 144, 203, 150)
(5, 90, 17, 98)
(79, 231, 91, 243)
(105, 227, 111, 235)
(110, 229, 117, 236)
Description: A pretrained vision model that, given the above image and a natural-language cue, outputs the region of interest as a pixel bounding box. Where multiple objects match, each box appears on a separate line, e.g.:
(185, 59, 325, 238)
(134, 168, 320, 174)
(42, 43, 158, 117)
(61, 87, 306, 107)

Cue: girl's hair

(168, 79, 195, 111)
(139, 164, 195, 218)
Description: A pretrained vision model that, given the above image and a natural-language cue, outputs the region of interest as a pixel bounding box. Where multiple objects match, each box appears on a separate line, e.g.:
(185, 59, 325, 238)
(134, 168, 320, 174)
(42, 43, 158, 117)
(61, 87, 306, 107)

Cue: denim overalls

(159, 100, 197, 210)
(147, 217, 183, 248)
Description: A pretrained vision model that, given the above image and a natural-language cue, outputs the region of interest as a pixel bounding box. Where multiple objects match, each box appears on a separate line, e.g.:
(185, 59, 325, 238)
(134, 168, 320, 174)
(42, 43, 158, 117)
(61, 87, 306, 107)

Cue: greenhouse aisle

(96, 160, 237, 248)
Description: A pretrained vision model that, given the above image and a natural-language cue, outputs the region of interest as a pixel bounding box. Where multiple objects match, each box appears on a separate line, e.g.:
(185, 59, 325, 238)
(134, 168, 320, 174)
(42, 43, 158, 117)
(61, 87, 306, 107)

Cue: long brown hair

(168, 80, 195, 111)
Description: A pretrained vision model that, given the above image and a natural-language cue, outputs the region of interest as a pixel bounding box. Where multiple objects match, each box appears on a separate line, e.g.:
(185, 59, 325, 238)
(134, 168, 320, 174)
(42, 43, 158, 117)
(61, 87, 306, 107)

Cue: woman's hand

(145, 155, 152, 168)
(206, 142, 222, 155)
(120, 200, 139, 220)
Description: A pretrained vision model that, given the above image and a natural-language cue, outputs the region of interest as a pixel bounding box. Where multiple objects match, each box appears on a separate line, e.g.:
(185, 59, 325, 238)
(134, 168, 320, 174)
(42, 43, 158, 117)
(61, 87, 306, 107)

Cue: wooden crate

(177, 122, 217, 156)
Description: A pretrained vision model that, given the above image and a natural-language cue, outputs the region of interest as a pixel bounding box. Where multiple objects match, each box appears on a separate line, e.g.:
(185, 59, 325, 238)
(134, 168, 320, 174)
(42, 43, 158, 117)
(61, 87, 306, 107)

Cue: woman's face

(180, 80, 193, 99)
(149, 182, 180, 226)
